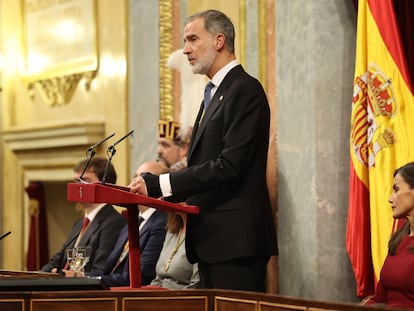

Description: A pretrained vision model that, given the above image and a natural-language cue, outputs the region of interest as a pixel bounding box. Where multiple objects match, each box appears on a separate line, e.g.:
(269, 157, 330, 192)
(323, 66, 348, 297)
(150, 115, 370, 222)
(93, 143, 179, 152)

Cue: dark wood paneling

(123, 296, 207, 311)
(215, 296, 257, 311)
(0, 300, 24, 311)
(0, 288, 403, 311)
(31, 298, 116, 311)
(260, 301, 307, 311)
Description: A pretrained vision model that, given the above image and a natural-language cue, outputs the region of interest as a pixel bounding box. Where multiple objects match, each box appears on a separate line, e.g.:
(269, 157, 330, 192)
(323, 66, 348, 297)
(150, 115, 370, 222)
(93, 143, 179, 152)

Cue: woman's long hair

(166, 212, 184, 233)
(388, 162, 414, 255)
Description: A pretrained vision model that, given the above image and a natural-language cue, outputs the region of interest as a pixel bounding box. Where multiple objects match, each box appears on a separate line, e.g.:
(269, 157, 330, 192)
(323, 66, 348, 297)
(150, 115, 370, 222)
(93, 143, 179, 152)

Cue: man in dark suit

(41, 157, 126, 275)
(97, 161, 168, 287)
(129, 10, 278, 292)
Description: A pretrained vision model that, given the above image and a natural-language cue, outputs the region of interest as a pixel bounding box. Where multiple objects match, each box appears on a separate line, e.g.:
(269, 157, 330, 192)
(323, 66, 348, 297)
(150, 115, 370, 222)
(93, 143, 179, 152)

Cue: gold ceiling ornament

(27, 71, 97, 106)
(159, 0, 174, 121)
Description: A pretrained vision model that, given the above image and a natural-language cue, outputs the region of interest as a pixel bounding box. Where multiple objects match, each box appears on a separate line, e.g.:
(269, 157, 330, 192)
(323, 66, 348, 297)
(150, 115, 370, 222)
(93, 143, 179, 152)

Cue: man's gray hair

(186, 10, 235, 53)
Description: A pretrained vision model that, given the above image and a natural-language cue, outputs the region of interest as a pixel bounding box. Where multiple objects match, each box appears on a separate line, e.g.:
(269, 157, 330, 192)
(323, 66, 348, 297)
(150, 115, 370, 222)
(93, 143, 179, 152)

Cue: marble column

(276, 0, 358, 302)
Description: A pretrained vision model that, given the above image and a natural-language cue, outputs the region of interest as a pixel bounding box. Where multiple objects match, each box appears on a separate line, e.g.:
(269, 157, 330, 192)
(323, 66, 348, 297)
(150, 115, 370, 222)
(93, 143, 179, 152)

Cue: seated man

(41, 157, 126, 275)
(95, 161, 168, 287)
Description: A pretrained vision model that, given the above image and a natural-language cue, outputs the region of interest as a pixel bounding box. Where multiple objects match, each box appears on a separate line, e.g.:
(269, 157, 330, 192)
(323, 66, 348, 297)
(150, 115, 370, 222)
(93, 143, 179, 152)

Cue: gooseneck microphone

(0, 231, 11, 241)
(101, 130, 135, 184)
(86, 132, 116, 153)
(78, 132, 116, 181)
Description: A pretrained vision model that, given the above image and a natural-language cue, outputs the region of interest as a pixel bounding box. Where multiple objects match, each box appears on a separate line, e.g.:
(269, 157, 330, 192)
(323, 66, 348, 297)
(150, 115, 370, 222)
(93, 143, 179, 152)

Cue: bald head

(134, 161, 169, 177)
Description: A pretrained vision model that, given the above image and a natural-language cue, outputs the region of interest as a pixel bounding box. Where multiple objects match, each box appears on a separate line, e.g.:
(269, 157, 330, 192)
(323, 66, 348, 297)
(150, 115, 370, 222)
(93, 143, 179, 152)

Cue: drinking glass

(66, 248, 75, 271)
(73, 246, 91, 277)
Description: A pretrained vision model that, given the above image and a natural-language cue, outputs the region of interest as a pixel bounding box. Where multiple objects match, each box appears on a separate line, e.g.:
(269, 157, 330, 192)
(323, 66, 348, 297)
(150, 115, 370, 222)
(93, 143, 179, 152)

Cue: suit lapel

(63, 221, 83, 250)
(188, 65, 243, 159)
(79, 204, 110, 244)
(188, 102, 205, 157)
(140, 210, 157, 236)
(113, 230, 129, 261)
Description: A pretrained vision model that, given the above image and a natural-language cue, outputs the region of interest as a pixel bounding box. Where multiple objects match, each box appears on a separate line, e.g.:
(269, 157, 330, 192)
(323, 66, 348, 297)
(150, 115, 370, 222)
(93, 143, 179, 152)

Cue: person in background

(41, 157, 126, 275)
(157, 120, 189, 172)
(362, 162, 414, 309)
(93, 161, 168, 287)
(150, 120, 199, 289)
(149, 211, 199, 289)
(129, 10, 278, 292)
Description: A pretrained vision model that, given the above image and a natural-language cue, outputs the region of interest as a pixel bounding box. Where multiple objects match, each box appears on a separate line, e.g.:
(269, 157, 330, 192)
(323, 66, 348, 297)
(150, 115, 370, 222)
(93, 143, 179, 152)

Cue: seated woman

(361, 162, 414, 309)
(149, 212, 200, 289)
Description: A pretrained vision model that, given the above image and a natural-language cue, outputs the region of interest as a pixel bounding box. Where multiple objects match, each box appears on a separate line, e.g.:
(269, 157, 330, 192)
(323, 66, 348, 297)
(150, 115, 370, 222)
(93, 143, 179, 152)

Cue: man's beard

(190, 48, 215, 75)
(157, 157, 170, 168)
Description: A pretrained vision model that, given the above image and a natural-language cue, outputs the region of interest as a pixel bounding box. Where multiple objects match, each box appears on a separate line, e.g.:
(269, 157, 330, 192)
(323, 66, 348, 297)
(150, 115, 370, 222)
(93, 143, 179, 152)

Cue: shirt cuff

(159, 173, 172, 197)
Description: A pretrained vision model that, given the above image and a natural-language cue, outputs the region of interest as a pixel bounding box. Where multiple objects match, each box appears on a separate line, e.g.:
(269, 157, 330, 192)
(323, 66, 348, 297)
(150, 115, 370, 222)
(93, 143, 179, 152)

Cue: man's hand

(128, 175, 148, 196)
(62, 269, 75, 277)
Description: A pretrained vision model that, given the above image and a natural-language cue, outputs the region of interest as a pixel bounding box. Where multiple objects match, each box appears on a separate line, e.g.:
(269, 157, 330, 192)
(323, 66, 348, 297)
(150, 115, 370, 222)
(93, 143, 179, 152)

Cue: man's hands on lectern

(128, 175, 148, 196)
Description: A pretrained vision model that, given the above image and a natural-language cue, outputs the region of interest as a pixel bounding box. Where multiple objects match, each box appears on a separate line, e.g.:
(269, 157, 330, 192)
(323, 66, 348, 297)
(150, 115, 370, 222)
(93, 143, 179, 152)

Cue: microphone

(86, 132, 116, 153)
(78, 133, 116, 181)
(101, 130, 135, 184)
(0, 231, 11, 241)
(107, 130, 135, 153)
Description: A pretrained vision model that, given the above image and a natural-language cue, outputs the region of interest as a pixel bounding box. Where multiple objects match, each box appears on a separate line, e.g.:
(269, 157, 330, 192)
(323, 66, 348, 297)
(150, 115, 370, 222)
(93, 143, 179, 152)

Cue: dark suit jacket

(163, 65, 278, 264)
(41, 204, 126, 274)
(100, 210, 167, 287)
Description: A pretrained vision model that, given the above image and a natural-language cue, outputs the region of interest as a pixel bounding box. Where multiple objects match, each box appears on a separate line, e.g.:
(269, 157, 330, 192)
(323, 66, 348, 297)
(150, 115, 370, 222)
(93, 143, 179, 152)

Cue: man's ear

(180, 143, 189, 158)
(216, 33, 225, 50)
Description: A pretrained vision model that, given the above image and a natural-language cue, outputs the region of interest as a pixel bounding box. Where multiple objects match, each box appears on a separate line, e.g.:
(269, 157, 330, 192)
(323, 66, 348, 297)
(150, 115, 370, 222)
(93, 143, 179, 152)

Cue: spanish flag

(346, 0, 414, 299)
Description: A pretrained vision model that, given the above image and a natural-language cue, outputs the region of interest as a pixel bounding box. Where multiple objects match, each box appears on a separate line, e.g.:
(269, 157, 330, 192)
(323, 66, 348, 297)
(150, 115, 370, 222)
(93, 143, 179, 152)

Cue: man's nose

(183, 43, 191, 54)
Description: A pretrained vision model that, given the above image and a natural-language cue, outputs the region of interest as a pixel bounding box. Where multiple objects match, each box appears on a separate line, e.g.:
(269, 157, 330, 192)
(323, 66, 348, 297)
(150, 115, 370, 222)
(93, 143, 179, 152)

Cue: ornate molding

(27, 71, 97, 106)
(1, 119, 105, 152)
(159, 0, 174, 121)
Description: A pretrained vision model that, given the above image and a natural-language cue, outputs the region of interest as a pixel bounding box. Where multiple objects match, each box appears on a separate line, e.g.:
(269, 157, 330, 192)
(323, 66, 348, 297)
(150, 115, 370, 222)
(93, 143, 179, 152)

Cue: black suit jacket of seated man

(41, 204, 126, 274)
(95, 209, 167, 287)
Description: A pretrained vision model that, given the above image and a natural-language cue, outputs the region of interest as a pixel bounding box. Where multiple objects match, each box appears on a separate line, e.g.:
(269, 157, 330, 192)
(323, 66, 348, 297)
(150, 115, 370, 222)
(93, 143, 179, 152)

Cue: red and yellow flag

(347, 0, 414, 299)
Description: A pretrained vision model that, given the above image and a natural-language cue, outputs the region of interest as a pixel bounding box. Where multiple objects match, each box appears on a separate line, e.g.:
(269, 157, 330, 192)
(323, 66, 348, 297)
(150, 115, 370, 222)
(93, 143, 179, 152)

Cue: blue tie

(203, 81, 215, 110)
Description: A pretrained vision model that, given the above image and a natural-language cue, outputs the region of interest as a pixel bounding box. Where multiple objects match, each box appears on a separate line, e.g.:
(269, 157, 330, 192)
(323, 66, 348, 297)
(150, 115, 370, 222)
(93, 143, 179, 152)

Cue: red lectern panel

(67, 182, 199, 214)
(67, 182, 199, 289)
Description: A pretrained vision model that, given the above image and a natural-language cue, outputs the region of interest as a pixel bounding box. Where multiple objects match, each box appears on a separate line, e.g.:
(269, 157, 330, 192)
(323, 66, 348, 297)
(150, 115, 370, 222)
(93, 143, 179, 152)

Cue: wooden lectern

(67, 182, 199, 288)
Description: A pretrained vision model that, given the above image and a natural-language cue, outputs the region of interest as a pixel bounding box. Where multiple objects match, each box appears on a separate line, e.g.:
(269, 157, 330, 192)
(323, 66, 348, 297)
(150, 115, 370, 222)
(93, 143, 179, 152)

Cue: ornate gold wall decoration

(22, 0, 98, 106)
(27, 72, 96, 106)
(159, 0, 174, 121)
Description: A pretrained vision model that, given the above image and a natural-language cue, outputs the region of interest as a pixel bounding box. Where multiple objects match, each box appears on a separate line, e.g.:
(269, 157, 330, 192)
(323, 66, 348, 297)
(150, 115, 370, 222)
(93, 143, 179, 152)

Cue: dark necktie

(203, 81, 215, 110)
(138, 216, 145, 228)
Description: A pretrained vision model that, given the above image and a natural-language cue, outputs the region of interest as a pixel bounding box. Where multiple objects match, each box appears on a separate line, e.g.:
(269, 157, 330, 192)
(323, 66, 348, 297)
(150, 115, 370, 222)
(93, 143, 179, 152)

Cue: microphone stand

(78, 132, 116, 181)
(101, 130, 134, 184)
